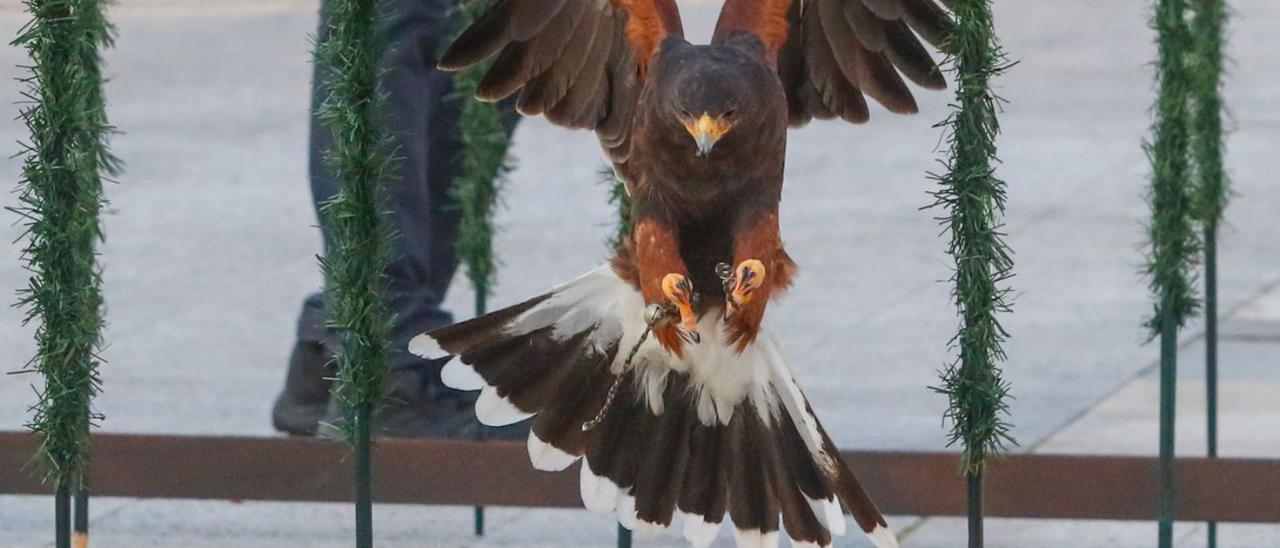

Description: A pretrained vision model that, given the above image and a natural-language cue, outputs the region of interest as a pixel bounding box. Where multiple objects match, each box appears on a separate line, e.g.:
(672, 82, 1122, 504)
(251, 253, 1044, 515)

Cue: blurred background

(0, 0, 1276, 546)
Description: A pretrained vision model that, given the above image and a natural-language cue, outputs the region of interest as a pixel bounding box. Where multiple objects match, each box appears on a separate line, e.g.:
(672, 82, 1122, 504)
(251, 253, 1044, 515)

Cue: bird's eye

(679, 108, 692, 118)
(723, 109, 737, 120)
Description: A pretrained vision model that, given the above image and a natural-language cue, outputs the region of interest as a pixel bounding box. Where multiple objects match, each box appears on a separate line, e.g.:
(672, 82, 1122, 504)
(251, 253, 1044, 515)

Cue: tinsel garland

(602, 166, 632, 251)
(314, 0, 396, 439)
(929, 0, 1015, 478)
(450, 0, 515, 311)
(312, 1, 396, 545)
(14, 0, 119, 492)
(1146, 0, 1200, 333)
(1189, 0, 1228, 224)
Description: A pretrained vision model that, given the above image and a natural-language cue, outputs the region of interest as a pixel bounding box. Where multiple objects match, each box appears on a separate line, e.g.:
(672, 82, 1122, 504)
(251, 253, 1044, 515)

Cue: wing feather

(860, 0, 903, 19)
(902, 0, 953, 48)
(546, 16, 615, 128)
(508, 0, 570, 41)
(714, 0, 950, 126)
(440, 0, 684, 159)
(515, 6, 601, 116)
(803, 9, 870, 123)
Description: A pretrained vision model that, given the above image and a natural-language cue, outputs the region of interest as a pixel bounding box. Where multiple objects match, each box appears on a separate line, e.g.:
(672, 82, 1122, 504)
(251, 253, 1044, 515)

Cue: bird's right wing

(439, 0, 684, 162)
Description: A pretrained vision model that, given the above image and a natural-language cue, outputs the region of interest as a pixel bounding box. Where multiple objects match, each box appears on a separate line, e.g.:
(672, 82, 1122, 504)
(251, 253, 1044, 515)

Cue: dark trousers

(298, 0, 481, 372)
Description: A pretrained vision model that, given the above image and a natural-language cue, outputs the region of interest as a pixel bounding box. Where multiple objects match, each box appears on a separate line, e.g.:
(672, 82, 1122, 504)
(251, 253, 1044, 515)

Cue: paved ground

(0, 0, 1277, 546)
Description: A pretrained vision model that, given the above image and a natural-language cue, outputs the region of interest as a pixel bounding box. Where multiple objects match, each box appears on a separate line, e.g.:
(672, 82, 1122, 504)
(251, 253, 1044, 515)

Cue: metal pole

(474, 291, 487, 536)
(616, 523, 632, 548)
(968, 470, 984, 548)
(56, 483, 71, 548)
(1157, 306, 1178, 547)
(74, 482, 88, 548)
(355, 403, 373, 548)
(1204, 222, 1219, 547)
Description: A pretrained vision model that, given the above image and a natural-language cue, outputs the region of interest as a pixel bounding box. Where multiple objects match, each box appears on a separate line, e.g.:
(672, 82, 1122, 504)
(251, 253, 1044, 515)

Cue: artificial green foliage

(601, 165, 632, 251)
(13, 0, 119, 490)
(313, 0, 397, 438)
(450, 0, 515, 311)
(929, 0, 1016, 475)
(1145, 0, 1201, 335)
(1189, 0, 1228, 224)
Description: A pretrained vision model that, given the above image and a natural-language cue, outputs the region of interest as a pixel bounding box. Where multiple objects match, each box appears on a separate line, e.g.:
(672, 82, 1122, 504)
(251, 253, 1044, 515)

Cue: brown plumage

(419, 1, 952, 546)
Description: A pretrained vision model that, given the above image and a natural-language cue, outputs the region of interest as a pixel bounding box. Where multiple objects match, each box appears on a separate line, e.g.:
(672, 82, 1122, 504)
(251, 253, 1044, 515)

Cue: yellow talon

(725, 259, 766, 317)
(661, 273, 700, 343)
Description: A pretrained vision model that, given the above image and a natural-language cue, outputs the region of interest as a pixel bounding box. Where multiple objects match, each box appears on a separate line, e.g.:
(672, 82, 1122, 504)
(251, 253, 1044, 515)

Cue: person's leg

(369, 0, 527, 438)
(276, 0, 453, 436)
(275, 0, 524, 438)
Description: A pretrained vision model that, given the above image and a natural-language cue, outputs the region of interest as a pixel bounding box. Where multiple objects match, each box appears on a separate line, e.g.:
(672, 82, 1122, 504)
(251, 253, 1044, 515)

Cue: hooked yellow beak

(683, 113, 733, 156)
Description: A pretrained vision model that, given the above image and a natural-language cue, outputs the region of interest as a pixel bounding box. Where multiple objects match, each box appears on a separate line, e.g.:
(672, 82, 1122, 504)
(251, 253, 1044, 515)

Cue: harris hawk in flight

(412, 0, 951, 546)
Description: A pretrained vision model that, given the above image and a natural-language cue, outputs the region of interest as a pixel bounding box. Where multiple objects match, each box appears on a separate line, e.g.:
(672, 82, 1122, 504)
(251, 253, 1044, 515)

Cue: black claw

(677, 327, 701, 345)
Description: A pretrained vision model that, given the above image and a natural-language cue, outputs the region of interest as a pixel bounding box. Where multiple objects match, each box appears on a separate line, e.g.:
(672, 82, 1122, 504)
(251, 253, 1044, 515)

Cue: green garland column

(931, 1, 1015, 546)
(1189, 1, 1228, 546)
(313, 0, 397, 546)
(1147, 0, 1201, 546)
(13, 1, 118, 547)
(448, 0, 515, 536)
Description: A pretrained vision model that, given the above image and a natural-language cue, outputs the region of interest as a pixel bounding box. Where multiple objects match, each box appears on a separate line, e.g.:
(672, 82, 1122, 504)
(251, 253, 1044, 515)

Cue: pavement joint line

(86, 496, 135, 528)
(1023, 272, 1280, 454)
(893, 516, 929, 542)
(1220, 334, 1280, 343)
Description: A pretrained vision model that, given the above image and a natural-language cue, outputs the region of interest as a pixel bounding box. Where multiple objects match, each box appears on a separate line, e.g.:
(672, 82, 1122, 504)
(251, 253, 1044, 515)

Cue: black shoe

(317, 364, 528, 441)
(271, 340, 335, 436)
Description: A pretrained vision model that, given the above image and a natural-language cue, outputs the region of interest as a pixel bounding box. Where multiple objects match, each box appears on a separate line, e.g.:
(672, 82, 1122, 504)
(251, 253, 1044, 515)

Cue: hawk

(412, 1, 950, 546)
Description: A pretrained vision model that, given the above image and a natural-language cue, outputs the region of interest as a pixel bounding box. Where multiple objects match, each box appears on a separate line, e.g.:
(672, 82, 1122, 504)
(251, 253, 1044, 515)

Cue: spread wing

(439, 0, 684, 162)
(713, 0, 952, 126)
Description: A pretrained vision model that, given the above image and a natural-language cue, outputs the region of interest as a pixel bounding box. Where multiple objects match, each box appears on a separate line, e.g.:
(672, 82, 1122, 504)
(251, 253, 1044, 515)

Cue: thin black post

(355, 403, 373, 548)
(616, 524, 632, 548)
(473, 291, 487, 536)
(967, 471, 983, 548)
(74, 480, 88, 548)
(1204, 223, 1218, 547)
(56, 484, 70, 548)
(1157, 308, 1178, 546)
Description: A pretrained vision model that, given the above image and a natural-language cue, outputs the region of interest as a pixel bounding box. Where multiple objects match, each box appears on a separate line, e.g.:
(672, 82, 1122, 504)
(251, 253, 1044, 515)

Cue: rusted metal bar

(1, 432, 1277, 523)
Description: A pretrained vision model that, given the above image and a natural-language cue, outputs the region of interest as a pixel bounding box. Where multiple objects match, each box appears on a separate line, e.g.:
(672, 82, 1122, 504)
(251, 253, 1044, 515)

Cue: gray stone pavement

(0, 0, 1277, 546)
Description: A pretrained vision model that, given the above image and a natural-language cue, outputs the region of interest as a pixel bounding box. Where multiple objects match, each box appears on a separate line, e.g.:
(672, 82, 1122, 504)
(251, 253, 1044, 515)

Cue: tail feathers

(409, 266, 894, 548)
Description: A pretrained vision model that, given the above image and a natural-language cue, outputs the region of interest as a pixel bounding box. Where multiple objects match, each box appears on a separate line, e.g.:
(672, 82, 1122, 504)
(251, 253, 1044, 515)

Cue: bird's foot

(661, 273, 700, 344)
(718, 259, 766, 320)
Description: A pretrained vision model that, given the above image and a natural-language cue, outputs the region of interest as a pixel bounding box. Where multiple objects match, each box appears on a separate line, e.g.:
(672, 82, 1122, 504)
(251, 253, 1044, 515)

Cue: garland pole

(1147, 0, 1201, 545)
(449, 0, 515, 536)
(12, 1, 118, 546)
(930, 1, 1016, 546)
(75, 480, 89, 547)
(1188, 1, 1228, 545)
(313, 0, 397, 544)
(602, 166, 633, 548)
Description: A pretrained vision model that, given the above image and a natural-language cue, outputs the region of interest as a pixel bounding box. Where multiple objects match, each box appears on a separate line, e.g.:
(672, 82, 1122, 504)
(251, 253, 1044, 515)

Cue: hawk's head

(656, 40, 785, 158)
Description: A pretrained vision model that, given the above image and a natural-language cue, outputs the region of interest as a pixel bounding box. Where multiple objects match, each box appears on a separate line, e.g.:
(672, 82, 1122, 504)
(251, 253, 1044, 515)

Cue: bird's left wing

(439, 0, 685, 162)
(713, 0, 952, 126)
